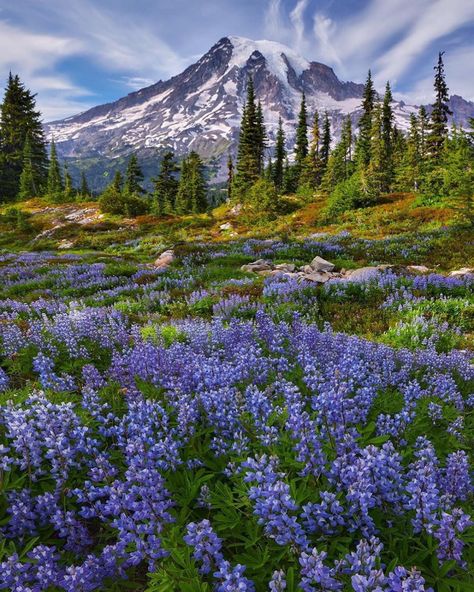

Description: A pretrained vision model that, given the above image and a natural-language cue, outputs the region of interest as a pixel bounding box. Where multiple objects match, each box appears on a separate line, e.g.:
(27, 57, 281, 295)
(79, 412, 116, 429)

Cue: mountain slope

(46, 36, 474, 187)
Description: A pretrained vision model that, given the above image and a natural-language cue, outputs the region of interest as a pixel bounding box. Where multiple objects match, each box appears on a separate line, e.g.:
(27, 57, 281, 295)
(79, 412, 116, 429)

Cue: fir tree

(428, 52, 452, 160)
(124, 154, 144, 195)
(46, 140, 63, 200)
(273, 117, 286, 191)
(418, 105, 429, 160)
(18, 133, 35, 200)
(396, 113, 421, 191)
(363, 102, 384, 201)
(234, 77, 260, 197)
(381, 81, 394, 191)
(175, 152, 207, 214)
(152, 151, 179, 214)
(320, 112, 331, 171)
(256, 101, 267, 175)
(0, 73, 48, 201)
(321, 116, 352, 193)
(63, 165, 74, 201)
(355, 70, 376, 168)
(265, 158, 273, 182)
(294, 93, 309, 173)
(300, 111, 323, 188)
(227, 153, 234, 202)
(80, 172, 90, 199)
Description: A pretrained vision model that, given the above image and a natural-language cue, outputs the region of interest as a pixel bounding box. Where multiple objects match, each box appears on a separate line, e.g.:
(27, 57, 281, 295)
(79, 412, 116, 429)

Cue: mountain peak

(45, 35, 474, 190)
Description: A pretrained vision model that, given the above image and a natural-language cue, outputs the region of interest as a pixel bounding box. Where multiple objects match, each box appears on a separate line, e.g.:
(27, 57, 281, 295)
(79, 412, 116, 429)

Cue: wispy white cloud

(290, 0, 310, 54)
(374, 0, 474, 85)
(312, 13, 342, 70)
(0, 20, 94, 120)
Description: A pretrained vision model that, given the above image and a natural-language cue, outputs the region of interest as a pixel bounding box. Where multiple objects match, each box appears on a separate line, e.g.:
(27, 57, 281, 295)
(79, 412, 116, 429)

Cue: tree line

(0, 52, 472, 223)
(230, 52, 473, 223)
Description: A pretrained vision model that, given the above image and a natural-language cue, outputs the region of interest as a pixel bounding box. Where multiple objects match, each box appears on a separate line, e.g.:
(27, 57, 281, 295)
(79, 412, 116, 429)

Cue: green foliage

(243, 178, 281, 218)
(175, 152, 208, 214)
(124, 154, 144, 196)
(46, 140, 64, 202)
(272, 117, 286, 191)
(324, 172, 364, 218)
(153, 151, 179, 215)
(0, 73, 48, 201)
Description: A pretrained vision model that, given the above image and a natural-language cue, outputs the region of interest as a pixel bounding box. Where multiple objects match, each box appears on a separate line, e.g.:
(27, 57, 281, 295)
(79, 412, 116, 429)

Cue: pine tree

(363, 102, 384, 201)
(256, 101, 267, 175)
(418, 105, 429, 160)
(234, 77, 260, 197)
(294, 93, 309, 172)
(80, 172, 90, 199)
(64, 165, 74, 201)
(396, 113, 420, 191)
(124, 154, 144, 195)
(428, 52, 452, 160)
(355, 70, 376, 168)
(265, 158, 273, 182)
(300, 111, 323, 188)
(0, 73, 48, 201)
(381, 81, 394, 191)
(227, 153, 234, 202)
(18, 133, 36, 200)
(175, 152, 207, 214)
(273, 117, 286, 191)
(152, 151, 179, 214)
(99, 172, 124, 215)
(321, 116, 352, 193)
(444, 126, 473, 225)
(320, 112, 331, 171)
(46, 140, 63, 200)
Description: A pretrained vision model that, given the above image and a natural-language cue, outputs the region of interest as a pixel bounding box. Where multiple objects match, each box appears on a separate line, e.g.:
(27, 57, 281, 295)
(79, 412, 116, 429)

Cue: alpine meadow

(0, 1, 474, 591)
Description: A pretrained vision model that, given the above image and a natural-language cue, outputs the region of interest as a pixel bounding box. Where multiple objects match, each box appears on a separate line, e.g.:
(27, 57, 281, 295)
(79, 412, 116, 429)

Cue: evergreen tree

(320, 112, 331, 171)
(234, 77, 260, 197)
(355, 70, 376, 168)
(428, 52, 452, 160)
(0, 73, 48, 201)
(265, 158, 273, 182)
(273, 117, 286, 191)
(294, 93, 309, 172)
(300, 111, 323, 188)
(124, 154, 144, 195)
(381, 81, 394, 191)
(418, 105, 429, 160)
(227, 153, 234, 202)
(46, 140, 63, 200)
(321, 115, 353, 193)
(80, 172, 90, 199)
(444, 126, 474, 225)
(396, 113, 421, 191)
(18, 133, 35, 200)
(363, 102, 384, 201)
(175, 152, 207, 214)
(152, 151, 179, 214)
(63, 165, 74, 201)
(99, 171, 124, 215)
(256, 101, 267, 175)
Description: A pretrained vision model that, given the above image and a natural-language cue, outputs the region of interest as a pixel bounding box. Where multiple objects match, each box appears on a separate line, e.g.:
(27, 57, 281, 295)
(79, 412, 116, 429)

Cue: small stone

(304, 272, 332, 284)
(450, 268, 474, 277)
(241, 259, 273, 273)
(310, 256, 335, 272)
(219, 222, 232, 230)
(274, 263, 296, 272)
(407, 265, 430, 274)
(154, 249, 175, 269)
(344, 267, 382, 282)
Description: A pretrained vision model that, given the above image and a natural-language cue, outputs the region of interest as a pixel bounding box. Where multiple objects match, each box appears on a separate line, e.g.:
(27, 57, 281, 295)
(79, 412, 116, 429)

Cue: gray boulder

(310, 256, 335, 272)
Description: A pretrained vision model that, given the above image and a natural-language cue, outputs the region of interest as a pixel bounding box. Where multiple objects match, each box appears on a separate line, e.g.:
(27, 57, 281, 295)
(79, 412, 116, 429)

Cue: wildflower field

(0, 233, 473, 591)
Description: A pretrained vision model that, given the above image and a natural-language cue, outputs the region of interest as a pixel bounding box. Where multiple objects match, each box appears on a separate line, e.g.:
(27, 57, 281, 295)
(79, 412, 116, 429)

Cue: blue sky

(0, 0, 473, 121)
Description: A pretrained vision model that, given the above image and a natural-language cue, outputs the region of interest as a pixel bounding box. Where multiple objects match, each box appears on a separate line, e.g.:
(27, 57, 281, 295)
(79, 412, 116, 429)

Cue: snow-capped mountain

(46, 36, 474, 186)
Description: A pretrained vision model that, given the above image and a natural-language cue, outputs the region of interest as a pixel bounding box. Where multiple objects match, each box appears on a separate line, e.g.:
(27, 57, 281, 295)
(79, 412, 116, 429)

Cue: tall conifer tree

(428, 52, 452, 160)
(0, 73, 48, 200)
(124, 154, 144, 195)
(273, 117, 286, 191)
(355, 70, 376, 168)
(294, 93, 309, 172)
(153, 151, 179, 214)
(46, 140, 63, 200)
